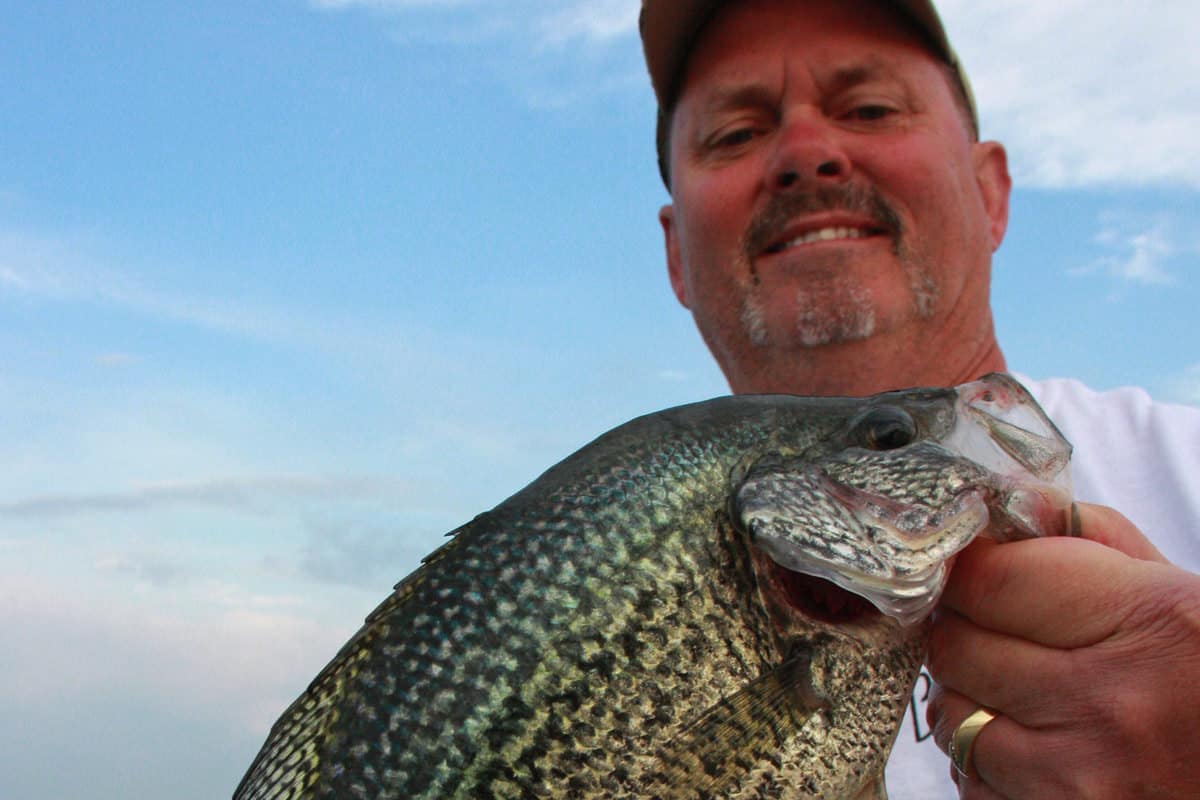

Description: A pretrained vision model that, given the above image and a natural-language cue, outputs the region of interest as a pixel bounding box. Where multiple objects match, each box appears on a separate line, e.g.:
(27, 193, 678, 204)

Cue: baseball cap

(639, 0, 978, 186)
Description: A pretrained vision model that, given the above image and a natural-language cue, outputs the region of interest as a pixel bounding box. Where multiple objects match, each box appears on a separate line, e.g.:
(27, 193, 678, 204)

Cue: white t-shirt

(884, 375, 1200, 798)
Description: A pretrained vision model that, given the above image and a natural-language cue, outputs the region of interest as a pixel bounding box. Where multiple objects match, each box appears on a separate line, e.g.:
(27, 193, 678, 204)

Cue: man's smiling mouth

(763, 225, 887, 254)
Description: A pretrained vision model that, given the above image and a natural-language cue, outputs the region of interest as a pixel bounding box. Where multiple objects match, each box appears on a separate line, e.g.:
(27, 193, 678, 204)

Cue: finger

(957, 772, 1010, 800)
(955, 772, 1012, 800)
(927, 609, 1079, 726)
(927, 684, 975, 756)
(927, 687, 1018, 799)
(939, 535, 1147, 647)
(968, 716, 1087, 798)
(1073, 502, 1168, 563)
(929, 686, 1077, 800)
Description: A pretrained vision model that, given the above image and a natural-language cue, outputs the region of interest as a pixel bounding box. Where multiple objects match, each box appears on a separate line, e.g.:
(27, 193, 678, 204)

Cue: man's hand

(926, 503, 1200, 798)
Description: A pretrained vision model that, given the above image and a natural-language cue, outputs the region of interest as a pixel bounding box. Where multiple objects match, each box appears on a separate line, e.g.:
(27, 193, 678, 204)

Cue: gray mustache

(743, 184, 903, 258)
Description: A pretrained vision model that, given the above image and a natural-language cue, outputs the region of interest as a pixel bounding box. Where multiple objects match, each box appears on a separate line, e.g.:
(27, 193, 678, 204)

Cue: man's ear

(659, 204, 691, 308)
(972, 141, 1012, 251)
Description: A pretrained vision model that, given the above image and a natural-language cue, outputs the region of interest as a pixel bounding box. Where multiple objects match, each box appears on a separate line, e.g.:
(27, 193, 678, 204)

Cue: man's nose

(766, 115, 851, 191)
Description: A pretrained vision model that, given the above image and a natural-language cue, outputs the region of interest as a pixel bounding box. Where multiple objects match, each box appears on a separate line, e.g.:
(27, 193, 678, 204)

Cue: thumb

(1073, 502, 1167, 564)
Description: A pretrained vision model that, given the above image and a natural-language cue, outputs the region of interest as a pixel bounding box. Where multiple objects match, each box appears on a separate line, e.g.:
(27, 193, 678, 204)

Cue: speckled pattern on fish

(234, 374, 1072, 799)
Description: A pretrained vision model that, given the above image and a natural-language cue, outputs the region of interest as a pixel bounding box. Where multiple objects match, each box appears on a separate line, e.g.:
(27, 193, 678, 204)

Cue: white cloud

(939, 0, 1200, 188)
(1075, 216, 1178, 286)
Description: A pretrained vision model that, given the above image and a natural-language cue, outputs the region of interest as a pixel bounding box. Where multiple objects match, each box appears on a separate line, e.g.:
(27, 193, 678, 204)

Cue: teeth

(778, 226, 868, 250)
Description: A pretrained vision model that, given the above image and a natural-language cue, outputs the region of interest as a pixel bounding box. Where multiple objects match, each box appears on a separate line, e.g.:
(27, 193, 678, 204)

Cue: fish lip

(759, 214, 891, 256)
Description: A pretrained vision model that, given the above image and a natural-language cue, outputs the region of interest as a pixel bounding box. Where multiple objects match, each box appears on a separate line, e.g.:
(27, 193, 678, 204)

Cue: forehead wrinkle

(820, 55, 902, 94)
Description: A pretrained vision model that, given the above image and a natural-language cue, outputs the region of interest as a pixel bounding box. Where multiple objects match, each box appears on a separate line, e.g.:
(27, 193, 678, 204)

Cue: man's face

(659, 0, 1011, 394)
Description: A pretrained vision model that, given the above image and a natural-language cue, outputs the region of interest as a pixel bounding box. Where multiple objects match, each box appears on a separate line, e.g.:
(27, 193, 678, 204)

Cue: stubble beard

(738, 184, 941, 349)
(740, 279, 877, 348)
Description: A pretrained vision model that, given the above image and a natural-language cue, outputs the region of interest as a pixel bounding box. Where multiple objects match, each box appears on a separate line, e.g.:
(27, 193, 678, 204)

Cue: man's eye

(845, 105, 894, 122)
(712, 127, 757, 148)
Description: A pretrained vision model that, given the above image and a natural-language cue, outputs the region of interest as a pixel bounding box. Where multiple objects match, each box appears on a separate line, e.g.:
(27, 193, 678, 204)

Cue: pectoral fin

(644, 650, 828, 798)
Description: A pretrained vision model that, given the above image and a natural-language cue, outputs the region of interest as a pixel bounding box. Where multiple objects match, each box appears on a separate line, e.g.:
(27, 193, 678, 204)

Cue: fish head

(736, 373, 1074, 629)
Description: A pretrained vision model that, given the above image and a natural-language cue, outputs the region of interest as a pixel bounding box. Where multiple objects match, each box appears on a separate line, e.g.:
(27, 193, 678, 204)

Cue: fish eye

(856, 407, 917, 451)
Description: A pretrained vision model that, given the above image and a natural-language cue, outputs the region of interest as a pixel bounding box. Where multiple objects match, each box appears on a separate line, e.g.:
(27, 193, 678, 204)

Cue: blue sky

(2, 2, 1197, 798)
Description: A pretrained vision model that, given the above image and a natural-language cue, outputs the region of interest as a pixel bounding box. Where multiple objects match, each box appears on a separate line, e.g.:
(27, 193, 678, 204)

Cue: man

(639, 0, 1200, 797)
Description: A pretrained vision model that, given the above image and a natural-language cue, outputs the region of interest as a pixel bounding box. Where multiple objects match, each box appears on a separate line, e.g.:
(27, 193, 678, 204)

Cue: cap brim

(640, 0, 972, 122)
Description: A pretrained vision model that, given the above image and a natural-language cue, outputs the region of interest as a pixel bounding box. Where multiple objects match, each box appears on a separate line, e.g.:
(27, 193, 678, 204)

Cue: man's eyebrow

(694, 58, 904, 115)
(695, 83, 779, 116)
(824, 58, 899, 93)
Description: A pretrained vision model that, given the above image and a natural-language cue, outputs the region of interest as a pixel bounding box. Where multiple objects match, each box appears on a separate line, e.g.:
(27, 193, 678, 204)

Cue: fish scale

(236, 376, 1073, 799)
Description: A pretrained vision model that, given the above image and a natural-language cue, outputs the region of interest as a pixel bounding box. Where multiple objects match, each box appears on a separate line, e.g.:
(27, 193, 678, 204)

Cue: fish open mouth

(770, 560, 879, 625)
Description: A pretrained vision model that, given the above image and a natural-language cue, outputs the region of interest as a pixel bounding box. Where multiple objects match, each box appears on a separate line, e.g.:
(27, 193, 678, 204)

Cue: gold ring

(949, 707, 997, 778)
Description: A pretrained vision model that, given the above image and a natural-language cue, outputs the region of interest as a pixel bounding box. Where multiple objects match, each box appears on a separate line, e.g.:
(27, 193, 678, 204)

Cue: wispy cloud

(536, 0, 639, 46)
(295, 517, 437, 588)
(0, 229, 305, 344)
(0, 475, 409, 520)
(1069, 210, 1191, 288)
(312, 0, 637, 45)
(95, 553, 196, 588)
(0, 226, 563, 398)
(1077, 217, 1177, 286)
(309, 0, 647, 106)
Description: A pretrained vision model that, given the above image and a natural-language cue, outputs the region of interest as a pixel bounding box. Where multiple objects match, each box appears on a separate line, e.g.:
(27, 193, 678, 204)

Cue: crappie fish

(234, 373, 1072, 800)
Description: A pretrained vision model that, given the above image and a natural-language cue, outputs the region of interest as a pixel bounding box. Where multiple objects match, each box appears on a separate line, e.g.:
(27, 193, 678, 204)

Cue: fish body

(235, 374, 1072, 799)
